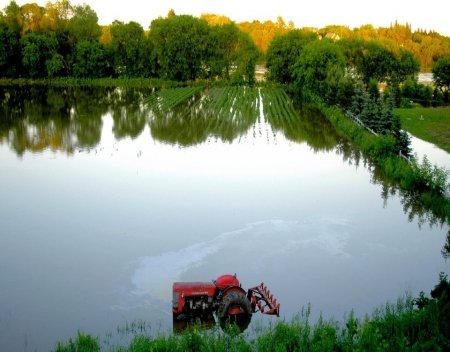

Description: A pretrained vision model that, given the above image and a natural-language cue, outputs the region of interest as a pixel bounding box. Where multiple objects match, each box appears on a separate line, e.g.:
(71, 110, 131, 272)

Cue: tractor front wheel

(217, 291, 252, 332)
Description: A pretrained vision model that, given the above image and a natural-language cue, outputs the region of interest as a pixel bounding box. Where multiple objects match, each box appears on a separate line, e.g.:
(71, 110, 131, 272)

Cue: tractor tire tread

(217, 291, 252, 331)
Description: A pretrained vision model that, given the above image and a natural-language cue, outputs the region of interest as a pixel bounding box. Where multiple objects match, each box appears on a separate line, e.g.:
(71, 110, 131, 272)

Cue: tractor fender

(215, 285, 247, 312)
(219, 285, 247, 299)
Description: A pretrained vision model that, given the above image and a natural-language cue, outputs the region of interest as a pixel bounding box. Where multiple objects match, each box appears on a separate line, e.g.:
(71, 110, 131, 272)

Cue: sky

(1, 0, 449, 36)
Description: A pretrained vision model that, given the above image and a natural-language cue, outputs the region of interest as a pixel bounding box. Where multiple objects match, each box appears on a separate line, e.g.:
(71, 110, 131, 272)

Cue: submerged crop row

(195, 87, 260, 121)
(260, 88, 298, 124)
(141, 86, 305, 146)
(144, 86, 204, 112)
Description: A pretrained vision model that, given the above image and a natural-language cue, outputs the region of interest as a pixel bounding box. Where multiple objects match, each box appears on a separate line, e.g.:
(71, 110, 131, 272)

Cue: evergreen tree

(350, 84, 365, 116)
(432, 87, 444, 107)
(391, 113, 411, 156)
(383, 96, 396, 132)
(374, 97, 385, 133)
(367, 78, 380, 100)
(359, 89, 379, 131)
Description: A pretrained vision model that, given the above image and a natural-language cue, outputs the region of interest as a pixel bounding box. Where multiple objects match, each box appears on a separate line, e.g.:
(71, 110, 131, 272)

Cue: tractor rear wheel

(217, 291, 252, 332)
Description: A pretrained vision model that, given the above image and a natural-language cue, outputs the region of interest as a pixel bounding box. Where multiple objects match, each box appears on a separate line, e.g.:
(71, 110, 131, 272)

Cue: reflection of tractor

(172, 274, 279, 332)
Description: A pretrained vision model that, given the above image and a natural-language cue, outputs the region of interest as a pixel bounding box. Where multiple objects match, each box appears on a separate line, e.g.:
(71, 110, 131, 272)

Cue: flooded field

(0, 86, 448, 351)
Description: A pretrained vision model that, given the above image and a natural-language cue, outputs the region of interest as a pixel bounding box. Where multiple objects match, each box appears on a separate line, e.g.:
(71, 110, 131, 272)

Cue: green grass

(395, 107, 450, 153)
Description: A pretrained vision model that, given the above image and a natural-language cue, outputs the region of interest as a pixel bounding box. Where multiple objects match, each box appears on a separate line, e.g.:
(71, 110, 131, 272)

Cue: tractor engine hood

(173, 282, 217, 296)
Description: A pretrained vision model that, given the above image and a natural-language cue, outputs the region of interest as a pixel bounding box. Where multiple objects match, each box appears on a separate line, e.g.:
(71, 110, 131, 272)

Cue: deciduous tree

(432, 56, 450, 92)
(266, 29, 317, 84)
(357, 41, 395, 84)
(230, 30, 259, 85)
(20, 31, 58, 77)
(392, 49, 420, 84)
(20, 2, 44, 34)
(109, 20, 150, 77)
(67, 4, 100, 44)
(293, 39, 348, 105)
(2, 0, 22, 34)
(70, 40, 109, 78)
(149, 15, 210, 81)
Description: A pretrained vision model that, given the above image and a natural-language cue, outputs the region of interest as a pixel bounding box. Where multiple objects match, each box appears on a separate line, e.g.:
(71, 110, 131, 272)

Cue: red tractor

(172, 274, 279, 332)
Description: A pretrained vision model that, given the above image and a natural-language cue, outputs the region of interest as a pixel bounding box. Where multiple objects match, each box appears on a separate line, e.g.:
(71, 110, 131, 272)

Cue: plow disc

(247, 282, 280, 316)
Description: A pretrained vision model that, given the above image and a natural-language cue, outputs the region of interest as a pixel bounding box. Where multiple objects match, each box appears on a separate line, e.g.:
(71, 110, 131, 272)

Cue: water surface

(0, 86, 448, 351)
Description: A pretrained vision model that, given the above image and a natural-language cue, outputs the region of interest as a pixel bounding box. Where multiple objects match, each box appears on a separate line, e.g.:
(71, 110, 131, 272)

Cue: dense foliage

(265, 29, 317, 84)
(0, 1, 258, 84)
(293, 39, 351, 106)
(266, 32, 420, 95)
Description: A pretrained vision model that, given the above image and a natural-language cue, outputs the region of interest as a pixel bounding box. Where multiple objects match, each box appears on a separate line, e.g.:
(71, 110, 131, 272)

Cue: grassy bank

(395, 107, 450, 153)
(311, 99, 449, 224)
(56, 274, 450, 352)
(0, 78, 185, 89)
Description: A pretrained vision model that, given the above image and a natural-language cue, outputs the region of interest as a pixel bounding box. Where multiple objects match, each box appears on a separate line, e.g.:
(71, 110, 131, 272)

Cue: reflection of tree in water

(201, 87, 259, 143)
(70, 87, 111, 148)
(149, 87, 344, 149)
(0, 86, 345, 152)
(279, 97, 449, 229)
(1, 85, 447, 233)
(149, 92, 210, 146)
(0, 86, 73, 155)
(369, 161, 449, 228)
(149, 87, 259, 146)
(335, 139, 364, 168)
(110, 87, 156, 140)
(263, 90, 343, 152)
(335, 134, 448, 228)
(442, 230, 450, 260)
(0, 86, 110, 155)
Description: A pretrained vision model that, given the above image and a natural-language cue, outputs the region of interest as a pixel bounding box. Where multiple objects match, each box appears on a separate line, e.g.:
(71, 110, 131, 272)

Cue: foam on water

(126, 218, 352, 305)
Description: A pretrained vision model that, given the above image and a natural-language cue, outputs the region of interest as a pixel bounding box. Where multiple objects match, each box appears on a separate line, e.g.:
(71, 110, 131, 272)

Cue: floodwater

(409, 134, 450, 171)
(0, 86, 448, 351)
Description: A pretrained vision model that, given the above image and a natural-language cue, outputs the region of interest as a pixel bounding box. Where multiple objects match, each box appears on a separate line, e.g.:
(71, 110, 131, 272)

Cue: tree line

(0, 1, 258, 83)
(315, 22, 450, 72)
(2, 0, 450, 81)
(266, 28, 450, 107)
(265, 29, 450, 158)
(201, 15, 450, 72)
